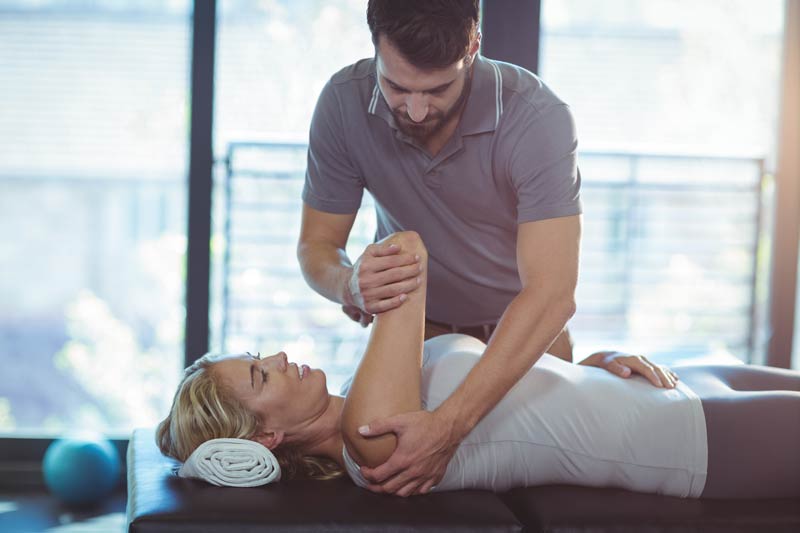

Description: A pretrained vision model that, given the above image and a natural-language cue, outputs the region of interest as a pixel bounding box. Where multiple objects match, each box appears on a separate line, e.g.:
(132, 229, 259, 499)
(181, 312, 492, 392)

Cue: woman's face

(213, 351, 329, 437)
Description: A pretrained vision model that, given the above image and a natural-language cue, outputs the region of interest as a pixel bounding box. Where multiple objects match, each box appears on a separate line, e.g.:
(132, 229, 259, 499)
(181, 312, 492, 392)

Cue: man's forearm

(547, 326, 574, 362)
(435, 287, 576, 437)
(297, 240, 353, 305)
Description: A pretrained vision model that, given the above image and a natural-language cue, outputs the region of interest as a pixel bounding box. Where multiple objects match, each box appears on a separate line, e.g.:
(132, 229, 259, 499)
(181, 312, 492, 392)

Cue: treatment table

(126, 427, 800, 532)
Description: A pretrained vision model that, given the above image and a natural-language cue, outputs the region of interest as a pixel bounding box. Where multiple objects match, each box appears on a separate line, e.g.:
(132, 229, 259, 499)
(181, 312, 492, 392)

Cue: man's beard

(391, 68, 472, 143)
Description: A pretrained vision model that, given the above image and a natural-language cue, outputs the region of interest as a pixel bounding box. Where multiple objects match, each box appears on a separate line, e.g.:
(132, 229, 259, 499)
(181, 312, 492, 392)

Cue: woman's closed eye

(248, 355, 268, 389)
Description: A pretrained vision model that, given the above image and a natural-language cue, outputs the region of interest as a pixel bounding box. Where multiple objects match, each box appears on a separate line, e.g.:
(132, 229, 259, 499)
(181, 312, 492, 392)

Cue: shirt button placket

(425, 168, 441, 189)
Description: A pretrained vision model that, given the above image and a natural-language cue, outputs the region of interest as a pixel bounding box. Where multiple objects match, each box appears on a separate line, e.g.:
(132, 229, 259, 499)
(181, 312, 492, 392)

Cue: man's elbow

(548, 280, 577, 321)
(521, 285, 576, 322)
(562, 294, 577, 321)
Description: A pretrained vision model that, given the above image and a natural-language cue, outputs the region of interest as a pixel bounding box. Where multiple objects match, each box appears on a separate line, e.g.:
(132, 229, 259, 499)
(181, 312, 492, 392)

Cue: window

(0, 0, 191, 436)
(540, 0, 785, 363)
(211, 0, 375, 393)
(4, 0, 786, 440)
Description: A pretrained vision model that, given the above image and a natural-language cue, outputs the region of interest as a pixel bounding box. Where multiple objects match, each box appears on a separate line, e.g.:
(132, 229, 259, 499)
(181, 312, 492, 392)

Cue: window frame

(767, 0, 800, 368)
(0, 0, 217, 489)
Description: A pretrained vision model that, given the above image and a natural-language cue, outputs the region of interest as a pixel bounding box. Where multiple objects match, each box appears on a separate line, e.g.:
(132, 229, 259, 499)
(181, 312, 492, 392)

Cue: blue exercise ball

(43, 436, 121, 506)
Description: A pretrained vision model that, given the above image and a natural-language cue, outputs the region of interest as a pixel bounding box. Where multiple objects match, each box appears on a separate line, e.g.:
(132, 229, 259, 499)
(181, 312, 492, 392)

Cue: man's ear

(252, 429, 284, 450)
(469, 30, 482, 57)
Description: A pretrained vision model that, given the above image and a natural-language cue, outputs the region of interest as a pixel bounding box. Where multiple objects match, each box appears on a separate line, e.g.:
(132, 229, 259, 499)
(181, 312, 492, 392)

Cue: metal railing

(218, 141, 766, 376)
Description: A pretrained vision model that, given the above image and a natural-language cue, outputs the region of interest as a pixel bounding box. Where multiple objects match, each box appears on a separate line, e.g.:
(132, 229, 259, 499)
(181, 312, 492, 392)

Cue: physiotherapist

(297, 0, 675, 497)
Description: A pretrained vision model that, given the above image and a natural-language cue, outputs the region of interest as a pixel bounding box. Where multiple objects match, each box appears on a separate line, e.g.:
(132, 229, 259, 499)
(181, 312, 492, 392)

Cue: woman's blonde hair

(156, 353, 343, 481)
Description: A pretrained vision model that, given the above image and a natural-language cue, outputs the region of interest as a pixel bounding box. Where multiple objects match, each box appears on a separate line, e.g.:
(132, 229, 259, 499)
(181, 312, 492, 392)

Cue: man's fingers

(360, 467, 382, 484)
(644, 366, 663, 388)
(367, 262, 424, 288)
(364, 482, 385, 493)
(615, 356, 678, 388)
(378, 467, 419, 495)
(363, 293, 408, 314)
(609, 361, 631, 378)
(642, 358, 676, 388)
(654, 364, 677, 388)
(631, 356, 666, 388)
(358, 418, 392, 438)
(363, 278, 420, 302)
(361, 460, 403, 484)
(367, 252, 420, 274)
(368, 243, 401, 257)
(418, 479, 437, 494)
(359, 440, 409, 485)
(396, 479, 423, 498)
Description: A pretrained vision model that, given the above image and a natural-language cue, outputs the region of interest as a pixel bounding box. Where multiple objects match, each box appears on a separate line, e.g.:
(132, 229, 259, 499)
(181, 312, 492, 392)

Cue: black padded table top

(501, 484, 800, 533)
(126, 428, 523, 532)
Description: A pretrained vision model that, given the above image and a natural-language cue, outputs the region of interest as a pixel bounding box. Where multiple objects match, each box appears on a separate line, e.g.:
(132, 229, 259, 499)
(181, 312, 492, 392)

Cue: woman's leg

(677, 366, 800, 498)
(340, 231, 428, 468)
(685, 364, 800, 392)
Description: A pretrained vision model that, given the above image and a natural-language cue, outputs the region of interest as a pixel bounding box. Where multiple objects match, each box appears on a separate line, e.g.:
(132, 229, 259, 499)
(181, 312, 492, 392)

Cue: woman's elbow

(342, 429, 397, 469)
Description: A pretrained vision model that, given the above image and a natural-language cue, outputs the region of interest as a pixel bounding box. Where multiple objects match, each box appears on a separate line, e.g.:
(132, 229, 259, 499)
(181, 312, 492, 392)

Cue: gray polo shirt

(303, 54, 581, 326)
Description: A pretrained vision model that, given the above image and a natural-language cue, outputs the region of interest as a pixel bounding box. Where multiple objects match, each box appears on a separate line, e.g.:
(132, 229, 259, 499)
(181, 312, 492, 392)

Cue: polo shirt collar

(367, 54, 503, 137)
(367, 75, 398, 130)
(458, 54, 503, 136)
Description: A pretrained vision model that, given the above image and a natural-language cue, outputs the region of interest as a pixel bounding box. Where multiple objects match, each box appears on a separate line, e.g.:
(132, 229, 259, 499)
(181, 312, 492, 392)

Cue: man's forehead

(376, 37, 464, 80)
(377, 61, 463, 96)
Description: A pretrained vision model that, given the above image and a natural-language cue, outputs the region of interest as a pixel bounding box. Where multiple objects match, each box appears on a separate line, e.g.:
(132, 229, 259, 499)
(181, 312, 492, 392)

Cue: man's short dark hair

(367, 0, 480, 69)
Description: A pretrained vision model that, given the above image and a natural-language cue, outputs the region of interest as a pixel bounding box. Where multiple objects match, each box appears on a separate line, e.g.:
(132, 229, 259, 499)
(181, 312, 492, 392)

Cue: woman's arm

(340, 231, 428, 468)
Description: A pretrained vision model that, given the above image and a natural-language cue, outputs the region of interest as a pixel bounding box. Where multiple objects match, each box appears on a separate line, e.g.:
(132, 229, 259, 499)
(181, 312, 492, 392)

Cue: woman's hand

(578, 351, 679, 388)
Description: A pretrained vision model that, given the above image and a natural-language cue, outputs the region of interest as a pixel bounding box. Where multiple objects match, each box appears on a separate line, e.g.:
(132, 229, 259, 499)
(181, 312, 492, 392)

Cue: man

(298, 0, 676, 497)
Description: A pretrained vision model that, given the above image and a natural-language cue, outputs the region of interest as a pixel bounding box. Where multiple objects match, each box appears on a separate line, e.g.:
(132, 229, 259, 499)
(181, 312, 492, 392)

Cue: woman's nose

(268, 352, 288, 371)
(406, 93, 429, 123)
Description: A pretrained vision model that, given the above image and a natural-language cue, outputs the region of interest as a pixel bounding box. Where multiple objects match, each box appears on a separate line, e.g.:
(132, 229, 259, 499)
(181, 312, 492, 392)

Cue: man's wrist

(434, 400, 474, 444)
(339, 266, 355, 306)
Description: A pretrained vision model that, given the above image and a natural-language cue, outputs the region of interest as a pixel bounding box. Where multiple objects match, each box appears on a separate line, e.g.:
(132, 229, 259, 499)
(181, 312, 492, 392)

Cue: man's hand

(346, 242, 423, 316)
(357, 410, 460, 497)
(579, 351, 679, 388)
(341, 304, 374, 327)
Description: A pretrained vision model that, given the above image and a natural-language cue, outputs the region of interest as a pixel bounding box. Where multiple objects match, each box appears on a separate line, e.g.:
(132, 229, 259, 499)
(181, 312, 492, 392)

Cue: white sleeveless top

(342, 334, 707, 498)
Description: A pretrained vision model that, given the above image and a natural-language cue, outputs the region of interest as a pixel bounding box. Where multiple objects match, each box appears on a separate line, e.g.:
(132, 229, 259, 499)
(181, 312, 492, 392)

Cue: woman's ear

(252, 429, 284, 450)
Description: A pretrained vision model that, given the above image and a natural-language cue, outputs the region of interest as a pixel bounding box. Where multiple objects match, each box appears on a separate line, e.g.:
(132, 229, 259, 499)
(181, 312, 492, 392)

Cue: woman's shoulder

(423, 334, 486, 367)
(420, 335, 488, 410)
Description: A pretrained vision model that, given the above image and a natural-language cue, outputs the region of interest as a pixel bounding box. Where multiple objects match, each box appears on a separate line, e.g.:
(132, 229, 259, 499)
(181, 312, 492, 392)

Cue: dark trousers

(424, 319, 496, 344)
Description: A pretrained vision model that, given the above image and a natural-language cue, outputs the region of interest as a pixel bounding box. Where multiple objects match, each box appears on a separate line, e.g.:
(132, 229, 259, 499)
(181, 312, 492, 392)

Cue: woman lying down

(157, 231, 800, 499)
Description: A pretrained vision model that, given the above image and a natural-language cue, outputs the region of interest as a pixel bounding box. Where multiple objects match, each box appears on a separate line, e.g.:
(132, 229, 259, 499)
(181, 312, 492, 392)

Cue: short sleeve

(341, 445, 369, 489)
(507, 103, 582, 224)
(302, 80, 364, 214)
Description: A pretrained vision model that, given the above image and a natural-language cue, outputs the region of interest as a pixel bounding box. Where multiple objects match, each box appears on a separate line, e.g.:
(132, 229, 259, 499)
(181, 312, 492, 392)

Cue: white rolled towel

(178, 438, 281, 487)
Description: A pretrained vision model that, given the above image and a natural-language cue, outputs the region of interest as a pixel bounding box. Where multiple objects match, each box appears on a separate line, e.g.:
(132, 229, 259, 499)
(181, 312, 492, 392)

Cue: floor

(0, 490, 127, 533)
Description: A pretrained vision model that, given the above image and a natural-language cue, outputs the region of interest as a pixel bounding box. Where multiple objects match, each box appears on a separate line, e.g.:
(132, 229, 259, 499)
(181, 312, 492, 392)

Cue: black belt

(426, 319, 497, 342)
